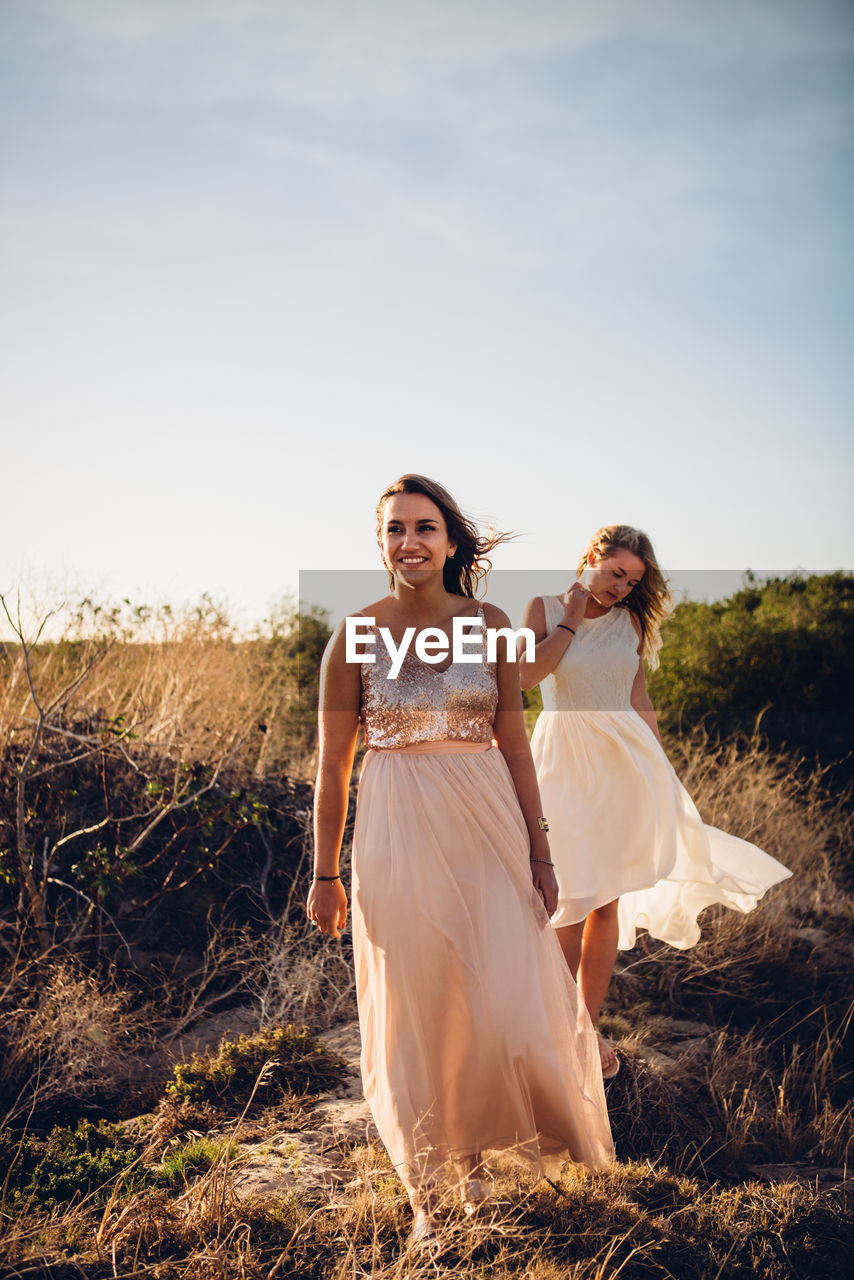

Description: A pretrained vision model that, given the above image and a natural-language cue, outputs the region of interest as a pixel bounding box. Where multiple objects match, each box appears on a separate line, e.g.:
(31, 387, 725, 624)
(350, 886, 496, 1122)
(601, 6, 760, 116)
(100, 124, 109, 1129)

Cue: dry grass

(1, 1149, 850, 1279)
(701, 1018, 854, 1167)
(0, 959, 156, 1129)
(1, 615, 852, 1277)
(0, 595, 319, 782)
(596, 729, 854, 1186)
(668, 729, 851, 910)
(243, 924, 358, 1032)
(0, 597, 321, 1002)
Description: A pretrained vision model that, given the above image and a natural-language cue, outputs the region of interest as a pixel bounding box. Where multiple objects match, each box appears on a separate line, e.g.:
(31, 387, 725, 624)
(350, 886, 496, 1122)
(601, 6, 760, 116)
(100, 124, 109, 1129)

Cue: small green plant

(157, 1136, 237, 1186)
(164, 1024, 347, 1114)
(0, 1120, 145, 1210)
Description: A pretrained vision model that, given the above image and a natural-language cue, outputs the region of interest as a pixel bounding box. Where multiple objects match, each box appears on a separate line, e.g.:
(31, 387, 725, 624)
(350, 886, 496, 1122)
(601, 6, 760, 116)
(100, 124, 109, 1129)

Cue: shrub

(649, 572, 854, 772)
(244, 924, 357, 1030)
(0, 592, 323, 960)
(0, 960, 147, 1125)
(0, 1119, 143, 1209)
(164, 1025, 347, 1114)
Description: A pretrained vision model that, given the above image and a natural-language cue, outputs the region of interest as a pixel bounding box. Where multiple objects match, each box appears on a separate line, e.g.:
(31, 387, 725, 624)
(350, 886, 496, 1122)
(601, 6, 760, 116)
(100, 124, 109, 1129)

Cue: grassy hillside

(1, 586, 851, 1277)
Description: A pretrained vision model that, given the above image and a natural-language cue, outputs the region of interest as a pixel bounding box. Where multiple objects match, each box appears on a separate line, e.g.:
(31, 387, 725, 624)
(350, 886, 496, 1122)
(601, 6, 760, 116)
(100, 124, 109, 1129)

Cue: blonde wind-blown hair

(579, 524, 671, 669)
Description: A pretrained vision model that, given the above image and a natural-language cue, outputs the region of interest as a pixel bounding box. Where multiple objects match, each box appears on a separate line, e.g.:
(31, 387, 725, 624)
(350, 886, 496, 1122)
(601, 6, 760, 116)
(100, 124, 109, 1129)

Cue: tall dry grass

(2, 1145, 850, 1278)
(1, 601, 852, 1276)
(2, 960, 143, 1112)
(600, 728, 854, 1181)
(0, 595, 330, 1127)
(0, 596, 319, 782)
(0, 598, 299, 954)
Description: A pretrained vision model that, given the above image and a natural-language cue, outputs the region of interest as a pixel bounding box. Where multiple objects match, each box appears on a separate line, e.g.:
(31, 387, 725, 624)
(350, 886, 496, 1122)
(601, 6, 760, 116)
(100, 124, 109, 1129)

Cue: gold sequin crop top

(359, 608, 498, 749)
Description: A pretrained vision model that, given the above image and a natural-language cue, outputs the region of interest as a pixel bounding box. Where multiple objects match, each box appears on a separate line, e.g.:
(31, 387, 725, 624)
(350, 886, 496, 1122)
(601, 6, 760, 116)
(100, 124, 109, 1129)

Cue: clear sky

(2, 0, 852, 630)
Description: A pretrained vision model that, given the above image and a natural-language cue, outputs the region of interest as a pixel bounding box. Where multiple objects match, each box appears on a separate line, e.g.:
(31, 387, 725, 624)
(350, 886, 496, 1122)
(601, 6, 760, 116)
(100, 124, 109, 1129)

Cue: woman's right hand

(561, 580, 590, 630)
(307, 878, 348, 939)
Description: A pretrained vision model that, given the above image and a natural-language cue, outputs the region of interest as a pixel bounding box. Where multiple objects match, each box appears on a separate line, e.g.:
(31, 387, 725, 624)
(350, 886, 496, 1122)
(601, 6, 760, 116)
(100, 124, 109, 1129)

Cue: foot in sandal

(598, 1032, 620, 1080)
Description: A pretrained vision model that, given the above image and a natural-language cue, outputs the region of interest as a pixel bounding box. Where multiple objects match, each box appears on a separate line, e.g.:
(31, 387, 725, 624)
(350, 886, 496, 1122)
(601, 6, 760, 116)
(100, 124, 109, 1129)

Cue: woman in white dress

(520, 525, 792, 1079)
(308, 477, 613, 1246)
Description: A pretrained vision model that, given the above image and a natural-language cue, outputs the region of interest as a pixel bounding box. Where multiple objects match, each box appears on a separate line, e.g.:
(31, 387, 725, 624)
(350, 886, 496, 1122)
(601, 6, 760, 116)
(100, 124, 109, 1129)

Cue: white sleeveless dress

(530, 596, 791, 949)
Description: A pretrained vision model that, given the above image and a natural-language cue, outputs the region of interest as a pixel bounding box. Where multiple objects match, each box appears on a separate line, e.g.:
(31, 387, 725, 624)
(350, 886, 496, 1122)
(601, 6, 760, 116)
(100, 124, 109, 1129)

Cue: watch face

(537, 817, 549, 831)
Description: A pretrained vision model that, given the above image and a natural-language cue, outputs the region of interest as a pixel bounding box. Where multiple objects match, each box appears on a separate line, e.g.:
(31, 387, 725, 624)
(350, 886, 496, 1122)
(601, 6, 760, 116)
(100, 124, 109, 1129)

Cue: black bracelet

(529, 857, 555, 866)
(557, 624, 576, 635)
(314, 875, 341, 882)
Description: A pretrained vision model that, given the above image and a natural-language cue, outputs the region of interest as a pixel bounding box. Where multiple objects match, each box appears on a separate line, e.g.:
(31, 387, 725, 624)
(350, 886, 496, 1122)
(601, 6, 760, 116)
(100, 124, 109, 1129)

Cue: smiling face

(380, 492, 456, 586)
(586, 546, 647, 606)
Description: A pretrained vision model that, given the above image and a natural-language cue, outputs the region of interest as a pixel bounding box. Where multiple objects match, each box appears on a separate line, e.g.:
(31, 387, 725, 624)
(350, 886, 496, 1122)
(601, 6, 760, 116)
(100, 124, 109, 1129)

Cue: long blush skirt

(350, 740, 614, 1202)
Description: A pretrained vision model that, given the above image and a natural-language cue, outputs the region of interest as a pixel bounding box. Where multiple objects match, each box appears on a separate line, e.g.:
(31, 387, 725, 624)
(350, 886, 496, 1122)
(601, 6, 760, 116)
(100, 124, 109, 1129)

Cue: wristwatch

(536, 817, 549, 831)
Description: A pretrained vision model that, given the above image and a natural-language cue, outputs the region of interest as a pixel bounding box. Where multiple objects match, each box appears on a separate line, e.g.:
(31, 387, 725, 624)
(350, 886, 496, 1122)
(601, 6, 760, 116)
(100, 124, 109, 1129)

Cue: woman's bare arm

(518, 588, 588, 690)
(308, 620, 361, 938)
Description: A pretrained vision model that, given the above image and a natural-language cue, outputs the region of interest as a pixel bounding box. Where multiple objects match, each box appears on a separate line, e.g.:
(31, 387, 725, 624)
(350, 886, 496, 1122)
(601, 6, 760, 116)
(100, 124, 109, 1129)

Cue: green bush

(649, 572, 854, 769)
(0, 1120, 144, 1209)
(165, 1025, 347, 1113)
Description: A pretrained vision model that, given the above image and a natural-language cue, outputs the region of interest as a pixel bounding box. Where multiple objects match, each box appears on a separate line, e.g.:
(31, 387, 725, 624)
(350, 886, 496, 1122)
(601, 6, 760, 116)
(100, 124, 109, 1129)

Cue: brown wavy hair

(578, 524, 671, 668)
(376, 474, 511, 599)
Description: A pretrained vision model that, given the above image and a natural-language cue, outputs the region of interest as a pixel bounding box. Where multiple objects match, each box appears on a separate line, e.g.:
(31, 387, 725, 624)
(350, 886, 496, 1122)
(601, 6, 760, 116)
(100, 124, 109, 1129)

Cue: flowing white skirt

(531, 710, 792, 948)
(351, 741, 614, 1200)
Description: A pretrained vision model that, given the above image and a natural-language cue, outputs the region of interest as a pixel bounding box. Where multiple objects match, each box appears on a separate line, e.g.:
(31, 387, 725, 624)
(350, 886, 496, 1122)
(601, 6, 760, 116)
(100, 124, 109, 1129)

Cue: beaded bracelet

(529, 857, 555, 867)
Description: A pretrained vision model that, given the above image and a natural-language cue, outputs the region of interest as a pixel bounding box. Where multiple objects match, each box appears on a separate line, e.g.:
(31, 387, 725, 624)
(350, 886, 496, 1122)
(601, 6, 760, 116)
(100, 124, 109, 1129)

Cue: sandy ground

(229, 1019, 378, 1201)
(153, 1007, 850, 1202)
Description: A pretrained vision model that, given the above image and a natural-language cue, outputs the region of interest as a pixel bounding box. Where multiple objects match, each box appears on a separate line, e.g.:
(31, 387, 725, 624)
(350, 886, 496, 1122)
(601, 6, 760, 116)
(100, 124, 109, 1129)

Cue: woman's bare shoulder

(353, 595, 395, 621)
(479, 599, 513, 630)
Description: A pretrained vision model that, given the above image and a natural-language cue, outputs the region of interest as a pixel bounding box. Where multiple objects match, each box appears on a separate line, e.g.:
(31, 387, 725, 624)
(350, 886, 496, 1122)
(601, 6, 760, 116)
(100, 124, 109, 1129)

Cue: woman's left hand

(307, 878, 348, 939)
(530, 858, 558, 917)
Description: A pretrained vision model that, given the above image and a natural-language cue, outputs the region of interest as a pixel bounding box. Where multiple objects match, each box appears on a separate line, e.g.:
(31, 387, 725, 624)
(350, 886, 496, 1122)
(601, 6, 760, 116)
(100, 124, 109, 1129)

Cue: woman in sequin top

(307, 475, 613, 1246)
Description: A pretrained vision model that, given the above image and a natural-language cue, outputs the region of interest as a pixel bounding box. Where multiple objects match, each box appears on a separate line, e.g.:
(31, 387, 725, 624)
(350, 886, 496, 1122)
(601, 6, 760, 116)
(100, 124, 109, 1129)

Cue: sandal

(599, 1033, 620, 1080)
(461, 1176, 490, 1217)
(409, 1206, 443, 1258)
